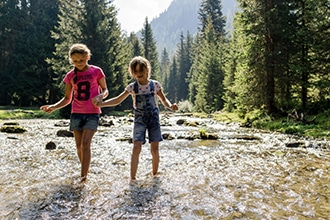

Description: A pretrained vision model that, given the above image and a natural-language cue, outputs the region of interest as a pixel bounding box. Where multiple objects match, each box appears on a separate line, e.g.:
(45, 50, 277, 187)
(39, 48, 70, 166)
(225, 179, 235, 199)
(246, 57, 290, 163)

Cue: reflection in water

(0, 117, 330, 219)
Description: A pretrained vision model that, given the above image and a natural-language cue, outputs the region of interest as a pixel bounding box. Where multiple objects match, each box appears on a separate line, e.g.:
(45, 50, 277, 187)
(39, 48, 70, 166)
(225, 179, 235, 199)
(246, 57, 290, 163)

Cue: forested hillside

(150, 0, 237, 57)
(0, 0, 329, 120)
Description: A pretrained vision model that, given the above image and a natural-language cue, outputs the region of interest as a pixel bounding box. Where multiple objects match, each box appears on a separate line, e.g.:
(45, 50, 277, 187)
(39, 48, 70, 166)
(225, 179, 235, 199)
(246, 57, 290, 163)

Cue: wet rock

(200, 132, 219, 140)
(3, 122, 19, 126)
(0, 125, 27, 133)
(230, 135, 262, 141)
(176, 119, 186, 125)
(54, 121, 69, 127)
(162, 133, 174, 140)
(185, 121, 199, 127)
(56, 130, 74, 137)
(99, 118, 114, 127)
(285, 142, 305, 148)
(177, 132, 200, 140)
(45, 141, 56, 150)
(112, 159, 127, 165)
(176, 119, 199, 127)
(115, 137, 133, 143)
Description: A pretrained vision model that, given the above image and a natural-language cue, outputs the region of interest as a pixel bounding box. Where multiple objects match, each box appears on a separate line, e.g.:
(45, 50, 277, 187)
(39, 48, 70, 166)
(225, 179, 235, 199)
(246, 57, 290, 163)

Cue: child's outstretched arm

(92, 77, 109, 106)
(157, 89, 178, 111)
(40, 83, 73, 113)
(94, 90, 130, 107)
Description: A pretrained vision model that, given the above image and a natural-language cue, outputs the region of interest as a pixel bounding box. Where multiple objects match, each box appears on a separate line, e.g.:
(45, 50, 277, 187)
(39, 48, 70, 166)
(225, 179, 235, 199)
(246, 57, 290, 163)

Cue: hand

(40, 105, 55, 114)
(170, 103, 178, 111)
(92, 95, 103, 107)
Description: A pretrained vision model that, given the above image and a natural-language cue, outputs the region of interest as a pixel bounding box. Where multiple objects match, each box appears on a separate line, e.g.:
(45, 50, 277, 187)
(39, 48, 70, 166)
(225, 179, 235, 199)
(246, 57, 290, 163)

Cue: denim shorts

(133, 108, 163, 144)
(69, 113, 100, 131)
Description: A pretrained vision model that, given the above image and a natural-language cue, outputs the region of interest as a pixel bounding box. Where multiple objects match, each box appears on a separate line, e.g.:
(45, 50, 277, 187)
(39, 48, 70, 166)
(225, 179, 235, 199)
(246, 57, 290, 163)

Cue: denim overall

(133, 80, 162, 143)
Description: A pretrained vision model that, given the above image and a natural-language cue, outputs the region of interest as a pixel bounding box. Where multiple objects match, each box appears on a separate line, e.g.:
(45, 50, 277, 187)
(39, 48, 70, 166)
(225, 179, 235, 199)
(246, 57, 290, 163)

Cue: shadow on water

(17, 184, 83, 219)
(120, 178, 163, 218)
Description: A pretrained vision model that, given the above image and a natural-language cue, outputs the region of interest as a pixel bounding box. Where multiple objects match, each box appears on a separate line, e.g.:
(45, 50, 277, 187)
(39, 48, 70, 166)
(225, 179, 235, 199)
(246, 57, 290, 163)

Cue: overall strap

(149, 80, 154, 93)
(134, 80, 154, 94)
(134, 81, 139, 94)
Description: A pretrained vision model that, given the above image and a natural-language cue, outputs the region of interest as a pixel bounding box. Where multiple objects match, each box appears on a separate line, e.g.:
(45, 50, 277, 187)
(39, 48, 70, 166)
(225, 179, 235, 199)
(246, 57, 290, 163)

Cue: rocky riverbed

(0, 114, 329, 219)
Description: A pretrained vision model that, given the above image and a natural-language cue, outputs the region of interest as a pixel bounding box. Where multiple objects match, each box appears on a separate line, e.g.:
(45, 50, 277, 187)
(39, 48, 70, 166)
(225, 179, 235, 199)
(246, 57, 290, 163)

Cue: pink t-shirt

(63, 65, 105, 114)
(126, 80, 162, 109)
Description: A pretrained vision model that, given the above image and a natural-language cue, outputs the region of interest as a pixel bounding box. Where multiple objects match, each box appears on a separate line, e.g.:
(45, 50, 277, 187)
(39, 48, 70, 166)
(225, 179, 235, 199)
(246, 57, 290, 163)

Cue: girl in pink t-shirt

(40, 43, 108, 183)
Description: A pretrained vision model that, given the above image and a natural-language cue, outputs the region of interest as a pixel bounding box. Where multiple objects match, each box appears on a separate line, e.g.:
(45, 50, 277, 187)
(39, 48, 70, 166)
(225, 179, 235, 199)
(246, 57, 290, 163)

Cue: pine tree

(141, 17, 160, 81)
(231, 0, 295, 114)
(198, 0, 226, 38)
(176, 32, 193, 102)
(128, 32, 144, 57)
(0, 0, 25, 105)
(231, 0, 321, 114)
(8, 0, 58, 106)
(194, 18, 224, 112)
(82, 0, 128, 99)
(160, 48, 170, 91)
(306, 0, 330, 109)
(47, 0, 85, 104)
(189, 0, 227, 112)
(167, 57, 178, 102)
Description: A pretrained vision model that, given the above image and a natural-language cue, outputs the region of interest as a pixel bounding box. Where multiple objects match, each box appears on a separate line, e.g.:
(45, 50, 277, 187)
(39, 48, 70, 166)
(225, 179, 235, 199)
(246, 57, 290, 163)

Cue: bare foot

(151, 171, 159, 178)
(129, 178, 137, 185)
(80, 176, 87, 184)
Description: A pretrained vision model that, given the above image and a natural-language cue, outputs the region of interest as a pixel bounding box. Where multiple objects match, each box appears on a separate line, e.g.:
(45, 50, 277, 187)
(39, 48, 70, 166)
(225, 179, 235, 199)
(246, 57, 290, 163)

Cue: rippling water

(0, 115, 329, 219)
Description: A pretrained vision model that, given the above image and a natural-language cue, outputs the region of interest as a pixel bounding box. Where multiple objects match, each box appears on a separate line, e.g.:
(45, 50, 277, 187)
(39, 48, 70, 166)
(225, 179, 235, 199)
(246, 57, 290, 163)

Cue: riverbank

(1, 108, 330, 139)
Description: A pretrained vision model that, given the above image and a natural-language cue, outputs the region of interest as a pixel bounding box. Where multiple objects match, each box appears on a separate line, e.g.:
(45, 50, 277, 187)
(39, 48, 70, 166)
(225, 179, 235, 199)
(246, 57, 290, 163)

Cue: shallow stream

(0, 114, 329, 219)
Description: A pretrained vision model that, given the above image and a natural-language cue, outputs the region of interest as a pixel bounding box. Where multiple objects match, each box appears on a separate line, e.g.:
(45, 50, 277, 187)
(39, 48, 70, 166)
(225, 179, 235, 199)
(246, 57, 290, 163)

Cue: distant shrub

(178, 100, 193, 113)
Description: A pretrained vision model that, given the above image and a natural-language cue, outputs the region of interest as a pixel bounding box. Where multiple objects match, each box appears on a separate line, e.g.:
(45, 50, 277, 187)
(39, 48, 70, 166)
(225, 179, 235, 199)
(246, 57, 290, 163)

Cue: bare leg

(150, 142, 159, 176)
(74, 129, 96, 182)
(73, 130, 83, 164)
(131, 141, 142, 180)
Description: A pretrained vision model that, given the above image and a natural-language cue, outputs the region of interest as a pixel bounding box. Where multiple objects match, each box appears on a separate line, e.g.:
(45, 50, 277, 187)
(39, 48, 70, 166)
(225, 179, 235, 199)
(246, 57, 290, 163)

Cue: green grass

(0, 107, 129, 121)
(1, 107, 330, 139)
(0, 108, 56, 120)
(208, 110, 330, 139)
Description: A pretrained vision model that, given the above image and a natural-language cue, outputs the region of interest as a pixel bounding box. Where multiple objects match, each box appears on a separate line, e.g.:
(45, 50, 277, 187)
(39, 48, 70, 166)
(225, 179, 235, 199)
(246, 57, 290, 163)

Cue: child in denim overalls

(94, 56, 178, 181)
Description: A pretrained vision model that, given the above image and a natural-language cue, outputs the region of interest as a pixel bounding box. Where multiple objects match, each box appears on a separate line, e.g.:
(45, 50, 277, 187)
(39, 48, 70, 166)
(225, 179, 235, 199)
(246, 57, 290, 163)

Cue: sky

(112, 0, 173, 33)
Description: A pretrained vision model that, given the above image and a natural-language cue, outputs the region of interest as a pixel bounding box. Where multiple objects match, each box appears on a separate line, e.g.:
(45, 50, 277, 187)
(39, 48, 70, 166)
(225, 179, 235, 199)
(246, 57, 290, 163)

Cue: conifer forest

(1, 0, 329, 117)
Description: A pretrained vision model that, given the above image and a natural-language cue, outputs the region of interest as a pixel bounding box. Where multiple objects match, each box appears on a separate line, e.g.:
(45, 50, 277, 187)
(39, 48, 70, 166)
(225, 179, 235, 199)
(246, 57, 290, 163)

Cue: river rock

(56, 130, 74, 137)
(176, 119, 199, 126)
(0, 125, 27, 133)
(54, 121, 69, 127)
(285, 142, 305, 148)
(230, 135, 262, 141)
(3, 122, 20, 126)
(162, 133, 174, 140)
(115, 137, 133, 143)
(99, 117, 114, 127)
(200, 132, 219, 140)
(45, 141, 56, 150)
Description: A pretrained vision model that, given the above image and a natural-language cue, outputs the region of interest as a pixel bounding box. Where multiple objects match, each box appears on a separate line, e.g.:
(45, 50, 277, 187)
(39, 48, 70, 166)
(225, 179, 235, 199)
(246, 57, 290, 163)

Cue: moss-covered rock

(0, 125, 27, 133)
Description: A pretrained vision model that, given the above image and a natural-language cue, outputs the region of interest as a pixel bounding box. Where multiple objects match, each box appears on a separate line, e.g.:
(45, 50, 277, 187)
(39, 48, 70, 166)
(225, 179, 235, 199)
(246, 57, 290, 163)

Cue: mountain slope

(150, 0, 237, 58)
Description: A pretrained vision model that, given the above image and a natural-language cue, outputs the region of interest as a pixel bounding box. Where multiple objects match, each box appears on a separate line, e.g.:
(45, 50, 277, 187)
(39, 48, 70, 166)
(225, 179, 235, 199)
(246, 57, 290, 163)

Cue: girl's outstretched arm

(40, 83, 73, 113)
(92, 77, 109, 106)
(96, 90, 130, 107)
(157, 89, 178, 111)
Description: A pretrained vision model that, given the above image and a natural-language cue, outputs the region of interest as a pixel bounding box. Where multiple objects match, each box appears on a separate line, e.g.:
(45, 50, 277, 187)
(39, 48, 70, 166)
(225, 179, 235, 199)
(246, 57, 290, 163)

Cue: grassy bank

(1, 107, 329, 139)
(208, 109, 330, 140)
(0, 107, 128, 120)
(0, 108, 56, 120)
